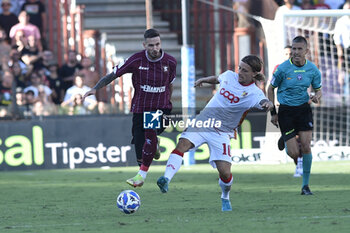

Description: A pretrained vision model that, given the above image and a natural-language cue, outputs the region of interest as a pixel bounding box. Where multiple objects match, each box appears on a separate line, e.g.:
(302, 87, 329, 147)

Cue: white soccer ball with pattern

(116, 190, 141, 214)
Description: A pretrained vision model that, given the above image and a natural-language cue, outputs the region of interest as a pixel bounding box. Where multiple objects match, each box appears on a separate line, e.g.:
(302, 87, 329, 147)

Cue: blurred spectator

(78, 56, 108, 113)
(23, 88, 34, 115)
(61, 74, 97, 112)
(15, 86, 28, 117)
(0, 28, 11, 67)
(334, 2, 350, 95)
(21, 34, 40, 66)
(9, 10, 42, 52)
(338, 0, 350, 8)
(32, 98, 55, 116)
(301, 0, 315, 8)
(36, 66, 49, 86)
(275, 0, 301, 20)
(97, 101, 110, 115)
(0, 70, 13, 106)
(21, 0, 46, 45)
(0, 70, 23, 117)
(32, 83, 56, 115)
(45, 62, 63, 104)
(32, 49, 53, 71)
(61, 93, 90, 115)
(8, 49, 27, 75)
(313, 0, 331, 9)
(15, 86, 25, 104)
(12, 29, 27, 52)
(0, 0, 24, 15)
(10, 61, 27, 87)
(79, 57, 99, 88)
(233, 0, 250, 28)
(0, 0, 19, 43)
(324, 0, 344, 8)
(15, 86, 24, 102)
(23, 70, 51, 98)
(58, 50, 82, 92)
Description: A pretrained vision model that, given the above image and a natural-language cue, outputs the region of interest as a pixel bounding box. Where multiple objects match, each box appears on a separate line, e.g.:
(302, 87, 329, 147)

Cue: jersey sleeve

(218, 70, 233, 83)
(252, 91, 268, 110)
(311, 67, 322, 90)
(113, 55, 137, 77)
(270, 66, 283, 88)
(169, 58, 177, 84)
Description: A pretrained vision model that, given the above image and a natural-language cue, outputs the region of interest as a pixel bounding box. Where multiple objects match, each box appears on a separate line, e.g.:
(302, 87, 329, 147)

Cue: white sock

(164, 153, 183, 182)
(219, 176, 233, 200)
(138, 170, 147, 179)
(297, 157, 303, 169)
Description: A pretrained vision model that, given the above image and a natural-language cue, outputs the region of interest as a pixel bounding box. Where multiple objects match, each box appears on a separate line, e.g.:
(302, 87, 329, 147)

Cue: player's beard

(149, 50, 161, 60)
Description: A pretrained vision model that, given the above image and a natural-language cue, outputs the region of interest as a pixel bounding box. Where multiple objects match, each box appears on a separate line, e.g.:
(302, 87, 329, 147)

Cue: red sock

(140, 164, 149, 172)
(220, 174, 232, 183)
(141, 130, 157, 167)
(171, 149, 184, 157)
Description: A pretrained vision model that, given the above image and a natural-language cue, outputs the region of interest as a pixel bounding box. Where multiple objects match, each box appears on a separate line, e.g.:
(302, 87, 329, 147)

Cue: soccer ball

(116, 190, 141, 214)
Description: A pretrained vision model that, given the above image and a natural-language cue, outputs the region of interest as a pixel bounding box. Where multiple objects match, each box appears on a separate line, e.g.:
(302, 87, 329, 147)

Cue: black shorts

(278, 103, 313, 141)
(131, 109, 171, 144)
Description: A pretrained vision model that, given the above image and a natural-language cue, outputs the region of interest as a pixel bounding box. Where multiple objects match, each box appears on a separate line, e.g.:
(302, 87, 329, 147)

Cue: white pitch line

(3, 215, 350, 229)
(3, 222, 86, 229)
(262, 215, 350, 221)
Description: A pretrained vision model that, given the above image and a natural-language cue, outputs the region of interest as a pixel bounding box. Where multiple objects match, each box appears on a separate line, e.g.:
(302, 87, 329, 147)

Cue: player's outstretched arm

(194, 76, 219, 87)
(82, 72, 116, 102)
(93, 72, 116, 90)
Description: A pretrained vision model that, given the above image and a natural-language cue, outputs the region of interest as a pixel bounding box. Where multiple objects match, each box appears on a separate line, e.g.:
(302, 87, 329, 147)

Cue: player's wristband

(270, 106, 277, 116)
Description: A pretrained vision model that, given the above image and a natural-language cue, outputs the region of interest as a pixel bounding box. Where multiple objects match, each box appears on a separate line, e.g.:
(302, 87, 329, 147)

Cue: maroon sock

(142, 129, 157, 167)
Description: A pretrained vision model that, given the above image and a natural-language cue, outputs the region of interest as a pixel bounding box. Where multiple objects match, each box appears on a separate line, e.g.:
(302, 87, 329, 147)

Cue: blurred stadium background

(0, 0, 349, 171)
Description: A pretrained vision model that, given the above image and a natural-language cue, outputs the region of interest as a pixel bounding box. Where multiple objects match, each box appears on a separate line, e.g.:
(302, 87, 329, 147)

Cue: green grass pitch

(1, 161, 350, 233)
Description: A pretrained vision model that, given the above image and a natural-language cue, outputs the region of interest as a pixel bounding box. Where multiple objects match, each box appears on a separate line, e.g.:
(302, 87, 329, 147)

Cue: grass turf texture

(1, 161, 350, 233)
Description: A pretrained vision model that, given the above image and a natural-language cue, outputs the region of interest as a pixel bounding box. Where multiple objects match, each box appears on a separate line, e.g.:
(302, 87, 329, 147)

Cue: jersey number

(222, 143, 231, 157)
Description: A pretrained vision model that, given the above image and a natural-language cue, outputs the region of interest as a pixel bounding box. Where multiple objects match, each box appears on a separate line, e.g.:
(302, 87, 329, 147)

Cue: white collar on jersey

(145, 49, 164, 62)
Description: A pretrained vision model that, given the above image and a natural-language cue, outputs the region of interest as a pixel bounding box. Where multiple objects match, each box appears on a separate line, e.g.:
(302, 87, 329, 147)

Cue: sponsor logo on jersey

(140, 85, 166, 93)
(242, 91, 248, 97)
(297, 74, 302, 80)
(163, 66, 169, 72)
(138, 66, 149, 70)
(220, 88, 240, 103)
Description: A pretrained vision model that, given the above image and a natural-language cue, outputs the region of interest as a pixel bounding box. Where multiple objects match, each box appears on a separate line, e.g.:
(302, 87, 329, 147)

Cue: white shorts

(180, 130, 232, 168)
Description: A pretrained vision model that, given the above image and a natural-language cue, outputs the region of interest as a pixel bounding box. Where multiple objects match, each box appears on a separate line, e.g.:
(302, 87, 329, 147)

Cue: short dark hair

(144, 28, 160, 39)
(284, 45, 292, 49)
(292, 36, 308, 46)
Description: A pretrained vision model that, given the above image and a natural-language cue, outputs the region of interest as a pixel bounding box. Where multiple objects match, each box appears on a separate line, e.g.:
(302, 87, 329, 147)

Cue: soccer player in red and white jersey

(157, 55, 274, 211)
(83, 28, 177, 187)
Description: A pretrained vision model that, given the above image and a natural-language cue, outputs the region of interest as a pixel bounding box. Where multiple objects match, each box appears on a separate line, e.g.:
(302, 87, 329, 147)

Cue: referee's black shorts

(278, 102, 313, 141)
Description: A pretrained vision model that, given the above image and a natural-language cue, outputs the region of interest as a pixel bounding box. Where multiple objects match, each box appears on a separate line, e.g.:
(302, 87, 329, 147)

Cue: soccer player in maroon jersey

(83, 28, 177, 187)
